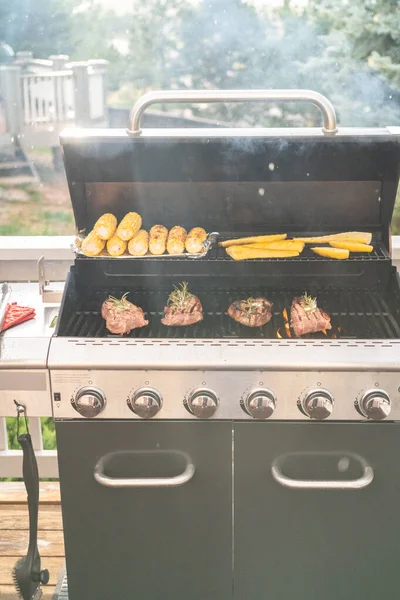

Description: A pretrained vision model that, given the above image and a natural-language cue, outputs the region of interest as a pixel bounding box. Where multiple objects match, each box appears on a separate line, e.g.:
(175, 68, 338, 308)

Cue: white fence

(0, 58, 108, 150)
(21, 71, 74, 125)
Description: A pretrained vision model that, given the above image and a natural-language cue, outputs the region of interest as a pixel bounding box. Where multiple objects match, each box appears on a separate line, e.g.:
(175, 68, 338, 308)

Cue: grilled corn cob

(185, 227, 207, 254)
(167, 226, 187, 254)
(107, 234, 127, 256)
(149, 225, 168, 255)
(116, 212, 142, 241)
(128, 229, 149, 256)
(93, 213, 117, 240)
(81, 230, 106, 256)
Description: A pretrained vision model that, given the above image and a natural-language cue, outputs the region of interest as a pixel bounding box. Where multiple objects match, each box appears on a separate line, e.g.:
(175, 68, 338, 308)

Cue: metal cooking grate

(60, 287, 400, 340)
(76, 236, 389, 263)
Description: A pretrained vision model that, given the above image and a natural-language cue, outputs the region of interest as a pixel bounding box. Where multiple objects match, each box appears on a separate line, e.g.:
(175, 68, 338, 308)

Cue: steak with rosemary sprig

(102, 293, 148, 335)
(227, 297, 273, 327)
(290, 293, 331, 337)
(161, 282, 203, 326)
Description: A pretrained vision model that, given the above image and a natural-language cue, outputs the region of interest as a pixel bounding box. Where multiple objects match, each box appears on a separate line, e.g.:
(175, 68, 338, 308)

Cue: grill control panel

(52, 370, 400, 421)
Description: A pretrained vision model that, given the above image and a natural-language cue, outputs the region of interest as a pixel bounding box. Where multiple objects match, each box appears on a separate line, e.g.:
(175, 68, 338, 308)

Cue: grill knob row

(71, 386, 392, 420)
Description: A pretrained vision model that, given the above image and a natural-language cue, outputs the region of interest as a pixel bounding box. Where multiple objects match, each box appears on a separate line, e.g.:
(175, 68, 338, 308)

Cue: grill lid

(60, 89, 400, 246)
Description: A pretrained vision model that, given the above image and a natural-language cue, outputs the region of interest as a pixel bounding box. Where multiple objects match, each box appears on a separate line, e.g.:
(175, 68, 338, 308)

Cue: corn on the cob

(93, 213, 117, 240)
(185, 227, 207, 254)
(81, 230, 105, 256)
(116, 212, 142, 241)
(128, 229, 149, 256)
(149, 225, 168, 255)
(167, 226, 187, 254)
(107, 234, 127, 256)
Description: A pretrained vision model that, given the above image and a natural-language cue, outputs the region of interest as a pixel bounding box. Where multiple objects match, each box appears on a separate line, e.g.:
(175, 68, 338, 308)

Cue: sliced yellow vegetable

(311, 247, 349, 260)
(329, 241, 373, 252)
(226, 246, 299, 261)
(220, 234, 287, 248)
(296, 231, 372, 245)
(247, 240, 305, 252)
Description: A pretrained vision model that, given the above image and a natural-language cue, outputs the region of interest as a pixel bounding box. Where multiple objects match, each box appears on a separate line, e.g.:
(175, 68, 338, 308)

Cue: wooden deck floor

(0, 482, 65, 599)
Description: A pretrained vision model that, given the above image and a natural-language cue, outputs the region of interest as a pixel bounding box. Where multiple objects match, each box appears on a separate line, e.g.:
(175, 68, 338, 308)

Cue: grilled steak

(290, 294, 331, 337)
(227, 297, 272, 327)
(161, 282, 203, 326)
(102, 293, 148, 335)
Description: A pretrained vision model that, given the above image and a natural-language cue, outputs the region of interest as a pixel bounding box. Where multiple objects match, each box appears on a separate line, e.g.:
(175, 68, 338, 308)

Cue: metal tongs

(0, 282, 12, 331)
(12, 401, 49, 600)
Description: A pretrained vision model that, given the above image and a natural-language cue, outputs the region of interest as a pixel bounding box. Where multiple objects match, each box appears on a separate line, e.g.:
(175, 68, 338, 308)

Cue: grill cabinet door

(56, 421, 232, 600)
(234, 422, 400, 600)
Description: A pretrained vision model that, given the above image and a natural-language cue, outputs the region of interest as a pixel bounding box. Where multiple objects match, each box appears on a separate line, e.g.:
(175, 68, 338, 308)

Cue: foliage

(0, 0, 78, 57)
(6, 418, 56, 451)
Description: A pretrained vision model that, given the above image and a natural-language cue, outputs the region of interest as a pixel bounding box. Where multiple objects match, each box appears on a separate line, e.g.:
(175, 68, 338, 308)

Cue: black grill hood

(60, 89, 400, 250)
(60, 126, 400, 249)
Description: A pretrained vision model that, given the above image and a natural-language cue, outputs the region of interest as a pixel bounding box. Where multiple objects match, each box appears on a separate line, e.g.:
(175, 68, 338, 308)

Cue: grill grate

(210, 236, 389, 263)
(59, 287, 400, 340)
(77, 236, 389, 263)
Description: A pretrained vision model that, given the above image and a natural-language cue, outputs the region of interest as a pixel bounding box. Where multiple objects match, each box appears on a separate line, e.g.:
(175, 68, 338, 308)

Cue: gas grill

(49, 90, 400, 600)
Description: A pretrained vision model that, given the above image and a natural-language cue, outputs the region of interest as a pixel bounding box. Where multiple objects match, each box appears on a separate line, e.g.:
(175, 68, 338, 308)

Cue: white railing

(21, 71, 74, 125)
(0, 416, 58, 478)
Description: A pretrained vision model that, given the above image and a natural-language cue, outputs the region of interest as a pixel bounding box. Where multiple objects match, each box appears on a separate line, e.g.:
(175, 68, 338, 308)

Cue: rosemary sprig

(300, 292, 317, 313)
(242, 297, 263, 317)
(168, 282, 193, 310)
(105, 292, 131, 312)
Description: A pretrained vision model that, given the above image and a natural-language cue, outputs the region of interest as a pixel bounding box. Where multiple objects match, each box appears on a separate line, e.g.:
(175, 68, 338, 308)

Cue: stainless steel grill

(49, 89, 400, 600)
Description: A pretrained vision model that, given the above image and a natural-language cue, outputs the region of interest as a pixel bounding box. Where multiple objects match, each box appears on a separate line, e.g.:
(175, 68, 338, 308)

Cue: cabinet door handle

(271, 452, 374, 490)
(94, 450, 195, 488)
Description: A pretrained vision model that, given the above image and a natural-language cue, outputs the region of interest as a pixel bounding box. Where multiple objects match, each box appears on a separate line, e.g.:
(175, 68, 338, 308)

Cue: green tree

(305, 0, 400, 124)
(0, 0, 78, 57)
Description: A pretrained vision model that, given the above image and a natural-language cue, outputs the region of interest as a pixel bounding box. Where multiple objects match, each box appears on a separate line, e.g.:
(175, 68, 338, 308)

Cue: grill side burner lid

(60, 89, 400, 248)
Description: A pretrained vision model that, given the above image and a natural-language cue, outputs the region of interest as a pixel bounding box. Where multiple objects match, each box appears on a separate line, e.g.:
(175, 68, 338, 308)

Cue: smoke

(165, 1, 400, 128)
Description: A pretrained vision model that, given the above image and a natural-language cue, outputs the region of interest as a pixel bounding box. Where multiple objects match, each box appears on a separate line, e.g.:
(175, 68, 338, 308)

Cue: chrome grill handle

(94, 450, 195, 488)
(271, 453, 374, 490)
(128, 89, 338, 136)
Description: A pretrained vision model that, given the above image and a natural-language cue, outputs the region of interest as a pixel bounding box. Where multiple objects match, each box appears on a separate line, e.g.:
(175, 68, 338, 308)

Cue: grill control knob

(303, 389, 333, 420)
(187, 388, 219, 419)
(128, 388, 162, 419)
(360, 389, 391, 420)
(73, 387, 106, 418)
(244, 388, 277, 419)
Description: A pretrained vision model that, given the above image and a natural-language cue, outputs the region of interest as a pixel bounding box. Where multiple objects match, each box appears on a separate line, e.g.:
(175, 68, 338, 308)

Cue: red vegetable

(1, 303, 36, 332)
